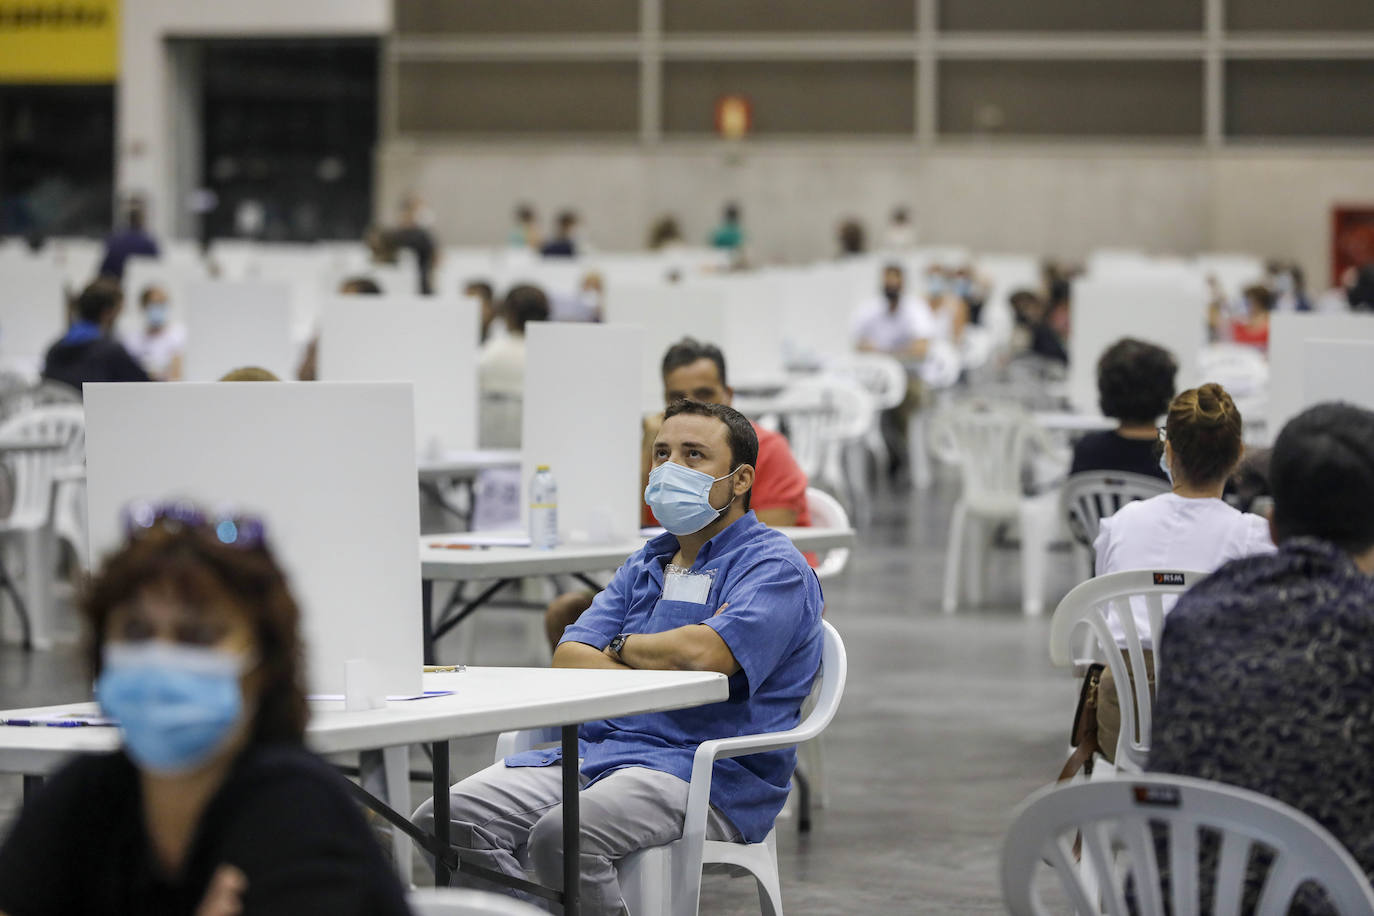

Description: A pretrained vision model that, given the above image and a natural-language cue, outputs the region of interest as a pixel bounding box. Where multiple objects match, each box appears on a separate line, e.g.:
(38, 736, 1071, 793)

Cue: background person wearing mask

(544, 337, 812, 647)
(0, 503, 410, 915)
(1148, 402, 1374, 908)
(853, 263, 933, 484)
(1071, 338, 1177, 481)
(1090, 383, 1274, 761)
(122, 284, 186, 381)
(42, 279, 150, 393)
(478, 284, 549, 448)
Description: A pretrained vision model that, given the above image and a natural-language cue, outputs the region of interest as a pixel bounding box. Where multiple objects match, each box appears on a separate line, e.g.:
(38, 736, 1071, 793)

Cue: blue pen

(1, 719, 33, 727)
(45, 721, 88, 728)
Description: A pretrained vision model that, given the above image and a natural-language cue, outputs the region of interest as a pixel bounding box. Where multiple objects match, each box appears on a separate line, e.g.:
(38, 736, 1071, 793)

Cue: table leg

(561, 725, 580, 916)
(432, 739, 451, 886)
(422, 579, 435, 666)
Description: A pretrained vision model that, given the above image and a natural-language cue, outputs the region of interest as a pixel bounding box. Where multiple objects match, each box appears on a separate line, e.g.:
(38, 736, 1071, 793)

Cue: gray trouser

(412, 761, 741, 915)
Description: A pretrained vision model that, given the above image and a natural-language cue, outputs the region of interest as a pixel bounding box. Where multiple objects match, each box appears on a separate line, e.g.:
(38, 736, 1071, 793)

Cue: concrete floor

(0, 470, 1085, 913)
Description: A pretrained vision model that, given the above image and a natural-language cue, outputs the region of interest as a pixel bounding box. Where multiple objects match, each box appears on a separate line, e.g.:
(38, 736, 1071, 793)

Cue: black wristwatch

(607, 633, 630, 661)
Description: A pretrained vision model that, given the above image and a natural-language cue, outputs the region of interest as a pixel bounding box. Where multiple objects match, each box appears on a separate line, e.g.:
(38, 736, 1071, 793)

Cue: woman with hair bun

(1090, 383, 1275, 761)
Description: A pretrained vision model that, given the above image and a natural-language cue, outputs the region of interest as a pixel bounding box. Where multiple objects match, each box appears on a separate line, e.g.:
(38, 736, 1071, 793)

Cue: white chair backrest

(804, 486, 850, 579)
(1048, 569, 1207, 771)
(1199, 342, 1270, 397)
(837, 353, 908, 410)
(929, 401, 1038, 515)
(408, 888, 547, 916)
(1061, 471, 1171, 548)
(0, 404, 85, 527)
(1002, 774, 1374, 916)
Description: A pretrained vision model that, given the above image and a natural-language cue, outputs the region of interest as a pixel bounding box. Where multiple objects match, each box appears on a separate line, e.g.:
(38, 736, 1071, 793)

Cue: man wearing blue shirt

(413, 400, 824, 914)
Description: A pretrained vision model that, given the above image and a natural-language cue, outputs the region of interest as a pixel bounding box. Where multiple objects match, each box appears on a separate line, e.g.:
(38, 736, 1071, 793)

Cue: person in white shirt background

(121, 284, 186, 381)
(477, 284, 549, 449)
(853, 263, 934, 485)
(1091, 382, 1274, 760)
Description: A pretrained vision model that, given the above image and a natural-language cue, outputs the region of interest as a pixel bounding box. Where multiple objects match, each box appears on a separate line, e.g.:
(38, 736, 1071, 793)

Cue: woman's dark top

(0, 743, 411, 916)
(1069, 430, 1168, 482)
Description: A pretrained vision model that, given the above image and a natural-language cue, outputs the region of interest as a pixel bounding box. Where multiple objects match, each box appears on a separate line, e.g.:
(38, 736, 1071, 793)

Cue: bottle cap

(536, 464, 550, 471)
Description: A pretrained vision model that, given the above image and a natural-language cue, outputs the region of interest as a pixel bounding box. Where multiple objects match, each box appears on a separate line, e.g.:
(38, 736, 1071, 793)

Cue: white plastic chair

(0, 404, 85, 648)
(930, 401, 1059, 616)
(1048, 569, 1208, 772)
(408, 887, 547, 916)
(493, 621, 848, 916)
(1198, 342, 1269, 398)
(803, 487, 850, 580)
(1061, 471, 1170, 578)
(1001, 774, 1374, 916)
(836, 353, 907, 410)
(786, 376, 875, 524)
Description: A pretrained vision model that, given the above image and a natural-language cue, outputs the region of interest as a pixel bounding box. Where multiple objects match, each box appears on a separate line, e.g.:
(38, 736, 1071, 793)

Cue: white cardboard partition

(183, 279, 294, 381)
(604, 284, 726, 412)
(0, 261, 66, 367)
(1068, 275, 1208, 414)
(1269, 312, 1374, 434)
(317, 295, 478, 454)
(83, 382, 422, 696)
(1301, 339, 1374, 415)
(712, 274, 788, 389)
(522, 323, 644, 544)
(784, 263, 872, 365)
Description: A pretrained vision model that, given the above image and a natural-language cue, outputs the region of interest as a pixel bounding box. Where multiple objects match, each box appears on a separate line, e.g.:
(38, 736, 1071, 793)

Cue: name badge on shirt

(663, 565, 715, 604)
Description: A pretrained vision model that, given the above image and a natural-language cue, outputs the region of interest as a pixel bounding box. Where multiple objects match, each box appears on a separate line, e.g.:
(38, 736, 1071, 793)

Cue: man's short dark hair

(139, 284, 164, 307)
(723, 203, 740, 223)
(339, 276, 382, 295)
(661, 338, 727, 387)
(1097, 338, 1178, 423)
(504, 284, 550, 332)
(1270, 402, 1374, 553)
(663, 399, 758, 511)
(75, 278, 122, 324)
(556, 210, 577, 232)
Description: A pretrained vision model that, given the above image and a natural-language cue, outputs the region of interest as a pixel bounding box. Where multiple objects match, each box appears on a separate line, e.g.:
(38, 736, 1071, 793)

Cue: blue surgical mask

(145, 304, 169, 329)
(96, 642, 247, 775)
(645, 461, 740, 536)
(1159, 450, 1173, 483)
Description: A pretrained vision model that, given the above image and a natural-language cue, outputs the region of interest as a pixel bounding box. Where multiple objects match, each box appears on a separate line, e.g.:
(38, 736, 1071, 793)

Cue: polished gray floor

(0, 470, 1084, 913)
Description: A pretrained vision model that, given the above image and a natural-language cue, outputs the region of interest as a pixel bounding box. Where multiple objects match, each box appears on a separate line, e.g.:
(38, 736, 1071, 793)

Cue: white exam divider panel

(604, 283, 726, 412)
(183, 279, 294, 381)
(1269, 313, 1374, 434)
(0, 260, 66, 369)
(83, 381, 423, 696)
(1069, 274, 1207, 414)
(697, 273, 787, 389)
(317, 294, 478, 454)
(781, 263, 870, 366)
(1301, 339, 1374, 414)
(522, 323, 644, 545)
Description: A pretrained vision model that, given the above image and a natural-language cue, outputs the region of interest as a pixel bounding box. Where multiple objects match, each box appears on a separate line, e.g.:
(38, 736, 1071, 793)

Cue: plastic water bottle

(529, 465, 559, 549)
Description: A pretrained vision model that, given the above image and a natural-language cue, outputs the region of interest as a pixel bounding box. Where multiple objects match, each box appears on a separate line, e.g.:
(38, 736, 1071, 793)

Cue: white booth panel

(183, 279, 294, 381)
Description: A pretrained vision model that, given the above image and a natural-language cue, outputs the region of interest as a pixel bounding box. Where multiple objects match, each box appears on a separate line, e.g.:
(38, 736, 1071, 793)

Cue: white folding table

(417, 449, 523, 526)
(418, 527, 857, 664)
(0, 666, 728, 914)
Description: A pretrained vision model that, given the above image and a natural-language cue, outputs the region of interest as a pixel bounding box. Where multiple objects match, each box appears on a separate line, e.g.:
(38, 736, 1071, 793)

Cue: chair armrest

(493, 726, 561, 764)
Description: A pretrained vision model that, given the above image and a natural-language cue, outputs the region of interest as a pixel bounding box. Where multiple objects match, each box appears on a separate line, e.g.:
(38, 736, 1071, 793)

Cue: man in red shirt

(543, 337, 812, 646)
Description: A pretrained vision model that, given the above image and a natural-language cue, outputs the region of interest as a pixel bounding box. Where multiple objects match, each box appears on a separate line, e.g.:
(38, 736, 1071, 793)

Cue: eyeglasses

(122, 500, 267, 549)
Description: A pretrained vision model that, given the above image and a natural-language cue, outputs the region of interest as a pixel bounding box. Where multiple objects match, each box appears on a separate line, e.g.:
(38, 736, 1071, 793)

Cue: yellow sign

(0, 1, 118, 83)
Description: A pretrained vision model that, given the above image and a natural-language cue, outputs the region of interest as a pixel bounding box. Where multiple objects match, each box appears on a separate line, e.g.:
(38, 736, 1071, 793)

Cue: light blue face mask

(96, 641, 247, 775)
(1159, 449, 1173, 483)
(645, 461, 740, 536)
(145, 303, 169, 329)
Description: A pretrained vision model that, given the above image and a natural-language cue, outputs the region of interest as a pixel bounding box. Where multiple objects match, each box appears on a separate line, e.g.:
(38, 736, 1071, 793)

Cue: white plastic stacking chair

(1048, 569, 1207, 772)
(1002, 774, 1374, 916)
(836, 353, 907, 411)
(787, 376, 875, 524)
(493, 621, 848, 916)
(0, 404, 85, 648)
(930, 401, 1059, 615)
(408, 887, 547, 916)
(1198, 342, 1269, 398)
(1061, 471, 1170, 578)
(803, 487, 850, 580)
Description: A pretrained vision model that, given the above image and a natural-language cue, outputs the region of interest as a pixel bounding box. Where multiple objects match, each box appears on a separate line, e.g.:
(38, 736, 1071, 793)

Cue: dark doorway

(199, 39, 378, 243)
(0, 84, 114, 238)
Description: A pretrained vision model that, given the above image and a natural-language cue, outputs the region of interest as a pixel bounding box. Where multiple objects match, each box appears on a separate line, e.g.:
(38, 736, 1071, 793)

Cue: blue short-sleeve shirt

(505, 511, 824, 843)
